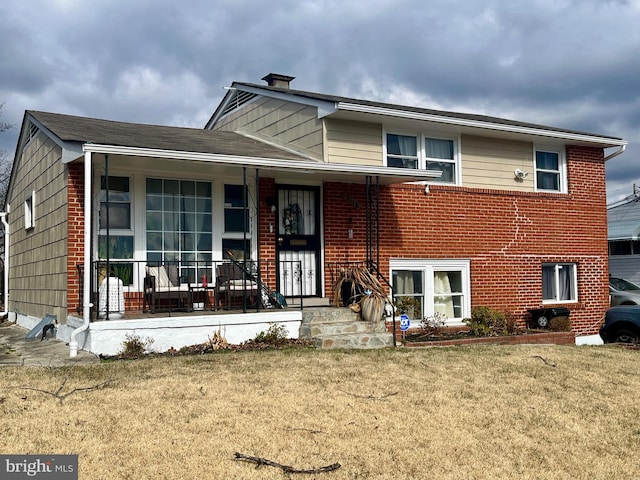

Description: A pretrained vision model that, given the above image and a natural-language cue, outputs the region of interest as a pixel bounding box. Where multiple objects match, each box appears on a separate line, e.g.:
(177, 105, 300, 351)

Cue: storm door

(276, 186, 321, 296)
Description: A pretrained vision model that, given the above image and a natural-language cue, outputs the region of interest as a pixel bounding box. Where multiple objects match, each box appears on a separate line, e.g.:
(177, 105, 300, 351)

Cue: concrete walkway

(0, 321, 99, 367)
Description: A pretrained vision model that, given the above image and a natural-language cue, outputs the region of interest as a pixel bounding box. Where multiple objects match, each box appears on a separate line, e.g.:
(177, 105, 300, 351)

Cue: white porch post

(70, 150, 93, 357)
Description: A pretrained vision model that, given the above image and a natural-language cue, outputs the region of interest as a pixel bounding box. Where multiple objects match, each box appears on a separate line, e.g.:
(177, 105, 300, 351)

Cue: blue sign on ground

(399, 314, 411, 331)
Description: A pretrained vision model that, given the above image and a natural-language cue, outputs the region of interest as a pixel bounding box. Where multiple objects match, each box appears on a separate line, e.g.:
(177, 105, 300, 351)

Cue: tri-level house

(4, 73, 626, 355)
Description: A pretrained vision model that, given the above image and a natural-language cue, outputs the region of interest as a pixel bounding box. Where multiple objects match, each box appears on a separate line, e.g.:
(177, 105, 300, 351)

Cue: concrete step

(312, 332, 395, 349)
(300, 306, 393, 349)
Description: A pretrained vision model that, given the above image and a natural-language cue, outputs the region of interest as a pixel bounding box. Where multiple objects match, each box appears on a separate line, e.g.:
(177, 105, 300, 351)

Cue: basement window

(24, 191, 35, 230)
(390, 259, 470, 325)
(542, 263, 577, 303)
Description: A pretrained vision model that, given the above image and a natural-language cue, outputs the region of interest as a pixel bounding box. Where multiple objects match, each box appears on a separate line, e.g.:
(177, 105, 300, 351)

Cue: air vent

(220, 90, 257, 117)
(25, 121, 40, 144)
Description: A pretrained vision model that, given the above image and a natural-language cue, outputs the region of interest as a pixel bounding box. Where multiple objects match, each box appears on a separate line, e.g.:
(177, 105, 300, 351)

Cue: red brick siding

(320, 145, 608, 335)
(258, 178, 278, 290)
(66, 162, 84, 314)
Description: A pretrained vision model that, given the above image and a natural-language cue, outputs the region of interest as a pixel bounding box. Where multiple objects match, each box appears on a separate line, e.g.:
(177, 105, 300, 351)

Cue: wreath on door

(283, 203, 303, 234)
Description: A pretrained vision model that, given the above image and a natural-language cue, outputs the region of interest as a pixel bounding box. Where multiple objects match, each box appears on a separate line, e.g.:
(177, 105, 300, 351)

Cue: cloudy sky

(1, 0, 638, 203)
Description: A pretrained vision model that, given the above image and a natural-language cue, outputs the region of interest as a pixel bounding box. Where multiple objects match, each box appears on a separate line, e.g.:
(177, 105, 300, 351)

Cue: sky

(0, 0, 638, 204)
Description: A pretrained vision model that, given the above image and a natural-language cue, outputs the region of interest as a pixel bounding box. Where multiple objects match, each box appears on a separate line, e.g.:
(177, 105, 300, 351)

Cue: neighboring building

(608, 193, 640, 284)
(4, 73, 627, 355)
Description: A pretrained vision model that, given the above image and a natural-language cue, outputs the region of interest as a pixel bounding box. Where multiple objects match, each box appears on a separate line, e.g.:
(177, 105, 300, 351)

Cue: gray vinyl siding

(325, 119, 383, 166)
(213, 97, 324, 160)
(609, 256, 640, 286)
(7, 132, 68, 321)
(461, 135, 534, 191)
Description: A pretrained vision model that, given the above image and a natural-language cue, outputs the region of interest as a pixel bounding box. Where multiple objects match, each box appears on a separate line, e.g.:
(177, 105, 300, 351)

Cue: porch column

(70, 150, 93, 357)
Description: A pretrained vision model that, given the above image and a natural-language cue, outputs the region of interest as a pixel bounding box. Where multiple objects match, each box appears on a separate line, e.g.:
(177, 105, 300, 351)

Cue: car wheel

(536, 315, 549, 328)
(610, 329, 640, 344)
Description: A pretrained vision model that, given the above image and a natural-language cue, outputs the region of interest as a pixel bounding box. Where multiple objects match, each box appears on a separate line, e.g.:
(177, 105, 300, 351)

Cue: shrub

(464, 306, 509, 337)
(549, 316, 572, 332)
(253, 323, 289, 347)
(118, 334, 154, 359)
(420, 312, 448, 336)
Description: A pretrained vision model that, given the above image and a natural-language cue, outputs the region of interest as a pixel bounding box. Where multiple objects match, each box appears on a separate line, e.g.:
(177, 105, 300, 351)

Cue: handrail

(366, 259, 397, 347)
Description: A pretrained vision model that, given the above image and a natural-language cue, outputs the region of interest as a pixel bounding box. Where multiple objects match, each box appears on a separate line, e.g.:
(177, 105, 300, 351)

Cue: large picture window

(391, 259, 470, 324)
(542, 263, 577, 303)
(146, 178, 212, 283)
(385, 133, 458, 184)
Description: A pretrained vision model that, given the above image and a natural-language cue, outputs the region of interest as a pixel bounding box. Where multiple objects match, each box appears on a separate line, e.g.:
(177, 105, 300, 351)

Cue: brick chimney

(262, 73, 295, 89)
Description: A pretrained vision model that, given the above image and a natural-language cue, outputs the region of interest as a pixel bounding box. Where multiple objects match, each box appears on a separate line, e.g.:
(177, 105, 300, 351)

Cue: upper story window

(385, 133, 458, 184)
(387, 134, 418, 169)
(535, 147, 566, 193)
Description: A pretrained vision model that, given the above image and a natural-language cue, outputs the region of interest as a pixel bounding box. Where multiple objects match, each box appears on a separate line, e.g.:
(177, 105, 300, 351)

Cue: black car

(599, 306, 640, 344)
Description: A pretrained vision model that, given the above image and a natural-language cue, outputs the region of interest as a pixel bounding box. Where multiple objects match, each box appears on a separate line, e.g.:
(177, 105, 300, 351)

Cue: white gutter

(0, 210, 9, 316)
(338, 102, 629, 148)
(82, 144, 442, 182)
(69, 151, 93, 357)
(604, 144, 626, 161)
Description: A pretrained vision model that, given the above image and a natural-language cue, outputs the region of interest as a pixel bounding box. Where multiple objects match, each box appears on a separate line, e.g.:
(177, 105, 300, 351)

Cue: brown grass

(1, 345, 639, 479)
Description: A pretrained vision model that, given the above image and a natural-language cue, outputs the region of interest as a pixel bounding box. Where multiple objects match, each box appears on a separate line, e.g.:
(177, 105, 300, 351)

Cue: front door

(276, 186, 321, 296)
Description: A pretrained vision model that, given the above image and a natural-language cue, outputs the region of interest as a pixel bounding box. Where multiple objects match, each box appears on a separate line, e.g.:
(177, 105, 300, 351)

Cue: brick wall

(321, 145, 609, 335)
(66, 161, 84, 314)
(258, 177, 278, 290)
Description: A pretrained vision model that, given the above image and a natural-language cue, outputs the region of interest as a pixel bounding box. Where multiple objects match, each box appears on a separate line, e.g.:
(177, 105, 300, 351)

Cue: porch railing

(77, 258, 304, 320)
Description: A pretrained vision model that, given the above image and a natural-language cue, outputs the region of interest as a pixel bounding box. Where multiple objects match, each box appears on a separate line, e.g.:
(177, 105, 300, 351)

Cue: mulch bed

(398, 329, 576, 347)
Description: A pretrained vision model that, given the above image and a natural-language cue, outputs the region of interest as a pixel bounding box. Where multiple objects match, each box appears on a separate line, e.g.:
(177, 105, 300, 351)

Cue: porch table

(188, 285, 217, 312)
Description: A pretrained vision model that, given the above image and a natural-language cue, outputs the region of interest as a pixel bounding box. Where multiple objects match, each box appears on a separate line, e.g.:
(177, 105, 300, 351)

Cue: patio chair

(215, 262, 259, 309)
(143, 264, 190, 313)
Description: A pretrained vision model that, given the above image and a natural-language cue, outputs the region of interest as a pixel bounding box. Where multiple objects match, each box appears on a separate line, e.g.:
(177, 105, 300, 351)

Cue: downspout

(604, 144, 626, 162)
(0, 210, 9, 316)
(70, 151, 93, 357)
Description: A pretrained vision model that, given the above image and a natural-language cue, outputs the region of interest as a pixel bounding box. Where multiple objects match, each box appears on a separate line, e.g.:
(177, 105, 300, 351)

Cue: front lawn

(1, 345, 638, 479)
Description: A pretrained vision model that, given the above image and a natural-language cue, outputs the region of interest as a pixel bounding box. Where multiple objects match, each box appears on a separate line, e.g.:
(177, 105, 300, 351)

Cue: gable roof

(27, 110, 308, 161)
(208, 81, 627, 149)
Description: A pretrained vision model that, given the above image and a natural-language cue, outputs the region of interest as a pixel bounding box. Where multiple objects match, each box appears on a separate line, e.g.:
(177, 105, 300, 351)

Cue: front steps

(300, 307, 394, 349)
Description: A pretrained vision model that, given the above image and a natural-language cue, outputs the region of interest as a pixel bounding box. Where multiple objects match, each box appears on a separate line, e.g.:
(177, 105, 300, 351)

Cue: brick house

(4, 73, 626, 355)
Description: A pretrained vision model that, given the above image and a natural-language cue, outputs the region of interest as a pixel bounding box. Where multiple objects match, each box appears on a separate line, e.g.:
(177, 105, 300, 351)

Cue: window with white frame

(146, 178, 212, 283)
(99, 176, 134, 285)
(535, 147, 565, 192)
(542, 263, 577, 303)
(385, 133, 458, 184)
(24, 191, 36, 230)
(391, 259, 470, 324)
(222, 184, 251, 259)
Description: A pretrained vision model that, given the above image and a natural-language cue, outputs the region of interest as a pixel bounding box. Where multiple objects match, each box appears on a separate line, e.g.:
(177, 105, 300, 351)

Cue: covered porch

(68, 138, 438, 355)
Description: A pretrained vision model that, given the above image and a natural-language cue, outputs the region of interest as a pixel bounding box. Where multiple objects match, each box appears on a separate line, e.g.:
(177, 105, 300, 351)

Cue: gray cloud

(0, 0, 638, 201)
